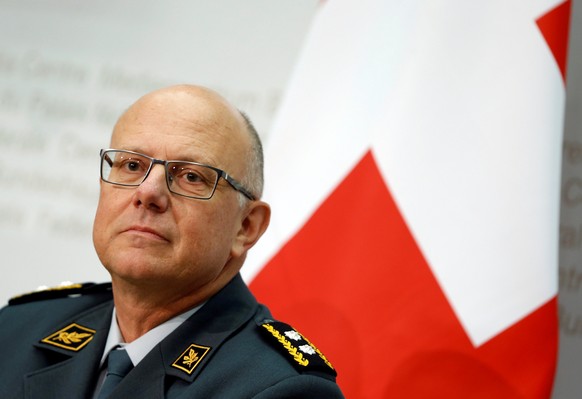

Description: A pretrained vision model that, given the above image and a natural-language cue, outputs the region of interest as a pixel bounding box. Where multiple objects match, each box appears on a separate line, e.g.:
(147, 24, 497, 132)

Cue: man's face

(92, 87, 251, 295)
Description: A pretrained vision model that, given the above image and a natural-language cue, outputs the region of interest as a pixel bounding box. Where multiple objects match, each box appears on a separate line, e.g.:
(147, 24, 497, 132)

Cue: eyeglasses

(100, 149, 255, 200)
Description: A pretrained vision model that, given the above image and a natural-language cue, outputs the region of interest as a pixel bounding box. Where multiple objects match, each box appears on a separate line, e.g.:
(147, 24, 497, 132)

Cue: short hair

(239, 110, 264, 203)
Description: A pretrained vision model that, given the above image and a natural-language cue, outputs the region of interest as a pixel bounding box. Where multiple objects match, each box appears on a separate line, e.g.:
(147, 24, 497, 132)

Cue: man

(0, 85, 343, 398)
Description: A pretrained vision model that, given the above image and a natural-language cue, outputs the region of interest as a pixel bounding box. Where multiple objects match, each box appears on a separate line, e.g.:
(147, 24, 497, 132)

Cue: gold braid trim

(300, 333, 335, 370)
(262, 324, 309, 367)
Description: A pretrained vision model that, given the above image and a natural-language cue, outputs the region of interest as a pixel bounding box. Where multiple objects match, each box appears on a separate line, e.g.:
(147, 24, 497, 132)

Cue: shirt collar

(100, 304, 202, 367)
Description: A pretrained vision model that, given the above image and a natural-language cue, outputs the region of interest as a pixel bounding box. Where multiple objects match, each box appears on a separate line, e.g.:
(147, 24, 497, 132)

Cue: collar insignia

(171, 343, 211, 375)
(41, 323, 96, 351)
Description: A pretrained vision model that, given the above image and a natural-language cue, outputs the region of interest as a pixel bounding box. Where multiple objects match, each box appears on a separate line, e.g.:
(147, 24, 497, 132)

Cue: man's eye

(183, 171, 206, 184)
(126, 161, 141, 171)
(186, 172, 202, 182)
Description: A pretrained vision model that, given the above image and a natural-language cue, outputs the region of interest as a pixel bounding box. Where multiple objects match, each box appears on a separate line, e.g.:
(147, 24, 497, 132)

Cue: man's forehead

(116, 86, 243, 134)
(110, 85, 248, 167)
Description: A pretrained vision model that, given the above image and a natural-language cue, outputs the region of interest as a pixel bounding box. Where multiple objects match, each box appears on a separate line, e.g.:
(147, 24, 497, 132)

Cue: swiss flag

(245, 1, 571, 398)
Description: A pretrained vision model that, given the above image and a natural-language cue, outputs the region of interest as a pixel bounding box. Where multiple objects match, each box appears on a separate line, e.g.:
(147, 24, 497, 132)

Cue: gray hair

(238, 110, 264, 205)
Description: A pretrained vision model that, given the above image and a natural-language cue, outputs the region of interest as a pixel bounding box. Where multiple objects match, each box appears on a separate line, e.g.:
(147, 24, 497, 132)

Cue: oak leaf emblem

(182, 349, 199, 367)
(55, 331, 92, 344)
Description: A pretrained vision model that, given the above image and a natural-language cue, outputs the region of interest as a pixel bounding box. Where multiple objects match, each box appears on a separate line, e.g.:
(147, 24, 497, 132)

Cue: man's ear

(231, 201, 271, 259)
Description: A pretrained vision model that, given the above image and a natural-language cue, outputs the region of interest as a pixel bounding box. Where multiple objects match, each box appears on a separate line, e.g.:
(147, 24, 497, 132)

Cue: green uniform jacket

(0, 274, 343, 398)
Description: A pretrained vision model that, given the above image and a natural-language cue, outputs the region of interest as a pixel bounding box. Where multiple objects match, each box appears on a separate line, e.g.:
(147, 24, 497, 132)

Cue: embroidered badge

(284, 330, 302, 341)
(260, 321, 336, 377)
(41, 323, 96, 351)
(299, 344, 316, 355)
(171, 343, 211, 375)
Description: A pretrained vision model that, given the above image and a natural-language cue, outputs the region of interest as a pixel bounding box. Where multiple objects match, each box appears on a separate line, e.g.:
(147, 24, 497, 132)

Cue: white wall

(0, 0, 318, 301)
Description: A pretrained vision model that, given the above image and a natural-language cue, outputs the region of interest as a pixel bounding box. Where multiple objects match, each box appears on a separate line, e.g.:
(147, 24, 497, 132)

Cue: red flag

(246, 1, 571, 397)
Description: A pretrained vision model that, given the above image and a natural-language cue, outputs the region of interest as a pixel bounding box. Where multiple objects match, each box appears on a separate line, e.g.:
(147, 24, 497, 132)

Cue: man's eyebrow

(114, 147, 220, 168)
(116, 146, 146, 155)
(169, 154, 223, 169)
(171, 154, 213, 165)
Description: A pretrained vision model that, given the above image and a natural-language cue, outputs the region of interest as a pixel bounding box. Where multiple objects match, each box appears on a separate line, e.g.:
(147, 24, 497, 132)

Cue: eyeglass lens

(101, 150, 220, 199)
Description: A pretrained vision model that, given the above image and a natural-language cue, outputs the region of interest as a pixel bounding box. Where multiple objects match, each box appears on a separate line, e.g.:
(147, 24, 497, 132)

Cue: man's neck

(111, 279, 215, 342)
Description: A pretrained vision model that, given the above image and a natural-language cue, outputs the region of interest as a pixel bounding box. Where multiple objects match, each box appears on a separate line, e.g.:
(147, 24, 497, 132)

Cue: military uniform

(0, 274, 343, 398)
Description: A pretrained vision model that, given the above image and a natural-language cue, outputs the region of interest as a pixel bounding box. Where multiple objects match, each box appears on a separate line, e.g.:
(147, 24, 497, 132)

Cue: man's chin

(105, 256, 171, 282)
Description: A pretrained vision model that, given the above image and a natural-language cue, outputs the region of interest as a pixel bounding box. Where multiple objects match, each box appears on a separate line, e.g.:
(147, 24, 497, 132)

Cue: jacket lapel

(109, 274, 258, 398)
(24, 301, 113, 399)
(162, 274, 258, 381)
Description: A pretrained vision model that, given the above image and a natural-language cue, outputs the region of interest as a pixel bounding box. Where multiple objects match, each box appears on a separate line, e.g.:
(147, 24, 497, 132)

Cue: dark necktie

(97, 348, 134, 399)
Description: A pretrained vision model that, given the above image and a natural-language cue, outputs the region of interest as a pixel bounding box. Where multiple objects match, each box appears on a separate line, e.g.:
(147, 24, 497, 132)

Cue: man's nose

(133, 164, 170, 211)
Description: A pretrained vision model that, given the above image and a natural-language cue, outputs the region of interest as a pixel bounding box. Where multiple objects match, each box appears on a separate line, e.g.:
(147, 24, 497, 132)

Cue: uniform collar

(105, 274, 259, 398)
(100, 304, 202, 367)
(27, 274, 258, 399)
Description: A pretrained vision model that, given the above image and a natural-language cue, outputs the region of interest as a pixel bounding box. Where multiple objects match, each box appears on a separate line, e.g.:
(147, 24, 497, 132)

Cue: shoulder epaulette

(8, 282, 112, 306)
(258, 318, 337, 379)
